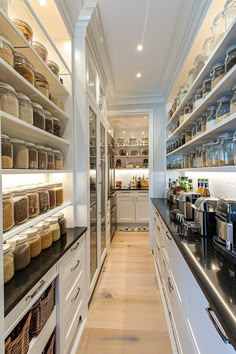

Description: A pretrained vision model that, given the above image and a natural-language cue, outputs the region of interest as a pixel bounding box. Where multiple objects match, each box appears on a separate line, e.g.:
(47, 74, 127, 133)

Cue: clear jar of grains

(13, 189, 29, 225)
(32, 102, 45, 130)
(9, 235, 30, 271)
(53, 149, 63, 170)
(47, 183, 56, 209)
(3, 244, 14, 284)
(47, 148, 55, 170)
(36, 145, 48, 170)
(211, 11, 225, 44)
(45, 217, 60, 242)
(0, 33, 14, 67)
(21, 228, 41, 258)
(45, 110, 53, 134)
(54, 212, 67, 236)
(210, 62, 225, 89)
(27, 142, 38, 169)
(14, 52, 35, 85)
(37, 186, 50, 213)
(217, 133, 234, 166)
(0, 81, 19, 117)
(35, 72, 49, 98)
(2, 191, 14, 232)
(216, 96, 231, 123)
(26, 187, 39, 218)
(11, 138, 29, 169)
(1, 134, 13, 169)
(17, 92, 33, 124)
(35, 221, 52, 250)
(52, 117, 62, 137)
(54, 183, 64, 206)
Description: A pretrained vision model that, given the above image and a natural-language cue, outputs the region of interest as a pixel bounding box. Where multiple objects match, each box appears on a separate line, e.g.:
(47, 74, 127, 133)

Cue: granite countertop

(152, 198, 236, 349)
(4, 227, 87, 316)
(115, 187, 149, 191)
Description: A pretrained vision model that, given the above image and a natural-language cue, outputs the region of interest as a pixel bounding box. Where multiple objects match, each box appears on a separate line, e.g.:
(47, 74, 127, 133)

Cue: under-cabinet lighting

(39, 0, 46, 6)
(136, 73, 141, 78)
(144, 116, 147, 119)
(137, 44, 143, 51)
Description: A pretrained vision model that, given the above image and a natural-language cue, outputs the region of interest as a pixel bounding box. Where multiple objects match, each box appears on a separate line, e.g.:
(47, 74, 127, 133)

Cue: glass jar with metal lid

(192, 123, 197, 139)
(0, 34, 14, 66)
(35, 221, 52, 250)
(230, 84, 236, 115)
(11, 138, 29, 169)
(52, 117, 62, 137)
(179, 83, 189, 102)
(17, 92, 33, 124)
(21, 228, 41, 258)
(36, 145, 48, 170)
(27, 142, 38, 169)
(217, 133, 234, 166)
(0, 81, 19, 117)
(202, 77, 211, 98)
(45, 217, 60, 242)
(194, 54, 207, 77)
(32, 102, 45, 130)
(12, 19, 33, 43)
(11, 235, 30, 271)
(1, 134, 13, 169)
(54, 213, 67, 236)
(216, 96, 231, 123)
(3, 244, 14, 284)
(2, 191, 14, 232)
(13, 189, 29, 225)
(224, 0, 236, 30)
(183, 153, 190, 169)
(47, 148, 55, 170)
(225, 44, 236, 73)
(45, 110, 53, 134)
(35, 72, 49, 98)
(48, 183, 56, 209)
(194, 88, 203, 109)
(203, 36, 215, 58)
(206, 141, 219, 167)
(32, 41, 48, 62)
(37, 186, 50, 213)
(185, 129, 192, 143)
(26, 186, 39, 218)
(210, 62, 225, 89)
(54, 183, 64, 206)
(47, 60, 60, 78)
(14, 52, 35, 84)
(211, 12, 225, 44)
(195, 147, 204, 168)
(206, 105, 217, 129)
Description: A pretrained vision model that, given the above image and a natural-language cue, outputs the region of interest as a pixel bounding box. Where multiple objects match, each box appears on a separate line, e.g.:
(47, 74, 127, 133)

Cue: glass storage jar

(52, 117, 62, 137)
(225, 44, 236, 73)
(35, 72, 49, 98)
(206, 105, 217, 129)
(3, 244, 14, 284)
(192, 123, 197, 139)
(206, 141, 219, 167)
(211, 12, 225, 43)
(2, 134, 13, 169)
(224, 0, 236, 30)
(45, 217, 60, 242)
(196, 118, 203, 136)
(35, 221, 52, 250)
(53, 149, 64, 170)
(26, 187, 39, 218)
(2, 191, 14, 232)
(230, 84, 236, 115)
(179, 83, 189, 101)
(0, 34, 14, 66)
(47, 60, 60, 78)
(13, 189, 29, 225)
(14, 52, 35, 84)
(37, 186, 49, 213)
(210, 62, 225, 89)
(189, 150, 196, 168)
(183, 153, 190, 169)
(203, 36, 215, 58)
(202, 77, 211, 98)
(194, 88, 203, 109)
(11, 138, 29, 169)
(45, 110, 53, 134)
(201, 112, 207, 132)
(47, 148, 55, 170)
(22, 228, 41, 258)
(218, 133, 234, 166)
(54, 213, 67, 236)
(27, 142, 38, 169)
(184, 104, 190, 119)
(12, 19, 33, 43)
(216, 96, 231, 123)
(48, 183, 56, 209)
(188, 68, 196, 87)
(194, 54, 207, 77)
(17, 92, 33, 124)
(195, 147, 204, 168)
(179, 111, 185, 125)
(0, 81, 19, 117)
(32, 101, 45, 130)
(12, 235, 31, 271)
(185, 129, 192, 143)
(32, 41, 48, 62)
(54, 183, 64, 206)
(36, 145, 48, 170)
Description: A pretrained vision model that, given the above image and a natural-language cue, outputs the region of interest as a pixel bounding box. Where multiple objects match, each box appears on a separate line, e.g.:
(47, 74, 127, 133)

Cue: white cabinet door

(135, 194, 149, 222)
(117, 193, 135, 223)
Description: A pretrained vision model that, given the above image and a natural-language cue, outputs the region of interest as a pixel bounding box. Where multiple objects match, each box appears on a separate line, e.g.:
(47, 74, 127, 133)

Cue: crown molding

(109, 94, 165, 106)
(55, 0, 83, 36)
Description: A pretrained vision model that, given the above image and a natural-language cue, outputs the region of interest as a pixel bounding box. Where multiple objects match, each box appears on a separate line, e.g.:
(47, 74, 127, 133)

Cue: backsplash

(115, 169, 149, 188)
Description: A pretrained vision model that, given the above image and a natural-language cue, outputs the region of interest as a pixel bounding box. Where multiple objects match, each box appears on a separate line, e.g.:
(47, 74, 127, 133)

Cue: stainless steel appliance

(192, 197, 218, 237)
(215, 198, 236, 249)
(107, 133, 115, 198)
(178, 192, 201, 221)
(110, 192, 117, 240)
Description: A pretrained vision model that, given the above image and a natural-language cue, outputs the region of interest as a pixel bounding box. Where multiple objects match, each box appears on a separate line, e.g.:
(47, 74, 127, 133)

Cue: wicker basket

(30, 280, 55, 337)
(44, 332, 56, 354)
(5, 311, 32, 354)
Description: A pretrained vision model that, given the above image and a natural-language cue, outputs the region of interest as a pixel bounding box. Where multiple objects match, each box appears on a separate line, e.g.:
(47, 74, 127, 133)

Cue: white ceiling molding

(55, 0, 83, 35)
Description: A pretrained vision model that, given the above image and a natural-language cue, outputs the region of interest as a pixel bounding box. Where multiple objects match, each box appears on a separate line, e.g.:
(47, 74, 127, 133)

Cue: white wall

(115, 169, 149, 188)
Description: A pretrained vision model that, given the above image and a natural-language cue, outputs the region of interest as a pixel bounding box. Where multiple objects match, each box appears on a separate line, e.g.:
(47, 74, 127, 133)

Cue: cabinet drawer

(64, 299, 85, 353)
(63, 270, 84, 315)
(61, 247, 84, 294)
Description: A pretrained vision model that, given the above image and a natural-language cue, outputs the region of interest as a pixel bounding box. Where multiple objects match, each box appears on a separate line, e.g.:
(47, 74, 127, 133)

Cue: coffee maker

(192, 197, 218, 237)
(178, 192, 201, 221)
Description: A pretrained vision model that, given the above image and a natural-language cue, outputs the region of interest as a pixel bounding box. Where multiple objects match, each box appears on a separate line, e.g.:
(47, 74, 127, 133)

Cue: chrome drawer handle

(71, 242, 80, 251)
(71, 260, 80, 272)
(71, 287, 81, 303)
(165, 231, 172, 240)
(25, 279, 46, 301)
(168, 277, 174, 293)
(206, 307, 230, 344)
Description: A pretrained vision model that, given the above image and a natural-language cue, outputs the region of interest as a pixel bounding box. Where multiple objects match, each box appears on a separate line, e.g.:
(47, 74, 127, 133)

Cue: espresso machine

(192, 197, 218, 237)
(178, 192, 201, 221)
(213, 198, 236, 264)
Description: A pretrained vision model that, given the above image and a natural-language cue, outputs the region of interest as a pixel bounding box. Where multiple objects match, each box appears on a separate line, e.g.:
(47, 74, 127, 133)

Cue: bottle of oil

(204, 179, 210, 197)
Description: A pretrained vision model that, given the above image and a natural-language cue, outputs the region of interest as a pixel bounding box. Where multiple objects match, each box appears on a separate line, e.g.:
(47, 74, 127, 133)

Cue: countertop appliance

(178, 192, 201, 221)
(192, 197, 218, 237)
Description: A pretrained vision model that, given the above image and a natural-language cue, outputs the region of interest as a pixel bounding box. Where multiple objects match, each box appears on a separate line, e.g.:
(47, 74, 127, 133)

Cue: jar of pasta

(37, 186, 50, 213)
(0, 34, 14, 66)
(54, 212, 67, 236)
(13, 189, 29, 225)
(32, 102, 45, 130)
(45, 217, 60, 242)
(2, 134, 13, 169)
(14, 52, 35, 84)
(12, 235, 31, 271)
(53, 149, 63, 170)
(17, 92, 33, 124)
(3, 244, 14, 284)
(54, 183, 64, 206)
(36, 145, 48, 170)
(35, 221, 52, 250)
(11, 138, 29, 169)
(12, 19, 33, 43)
(21, 228, 41, 258)
(0, 81, 19, 117)
(26, 187, 39, 218)
(2, 191, 14, 232)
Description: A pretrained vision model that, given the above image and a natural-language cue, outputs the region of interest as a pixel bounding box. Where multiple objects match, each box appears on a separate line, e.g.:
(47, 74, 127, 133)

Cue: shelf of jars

(0, 59, 69, 121)
(115, 155, 149, 158)
(167, 166, 236, 172)
(1, 170, 72, 174)
(3, 201, 71, 242)
(166, 112, 236, 156)
(166, 15, 236, 129)
(115, 168, 149, 170)
(0, 8, 69, 96)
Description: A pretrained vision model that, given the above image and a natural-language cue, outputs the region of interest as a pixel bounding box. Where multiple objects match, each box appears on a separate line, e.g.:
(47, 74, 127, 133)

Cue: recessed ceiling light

(144, 116, 147, 119)
(142, 131, 145, 134)
(136, 73, 141, 78)
(122, 131, 126, 134)
(39, 0, 46, 6)
(137, 44, 143, 51)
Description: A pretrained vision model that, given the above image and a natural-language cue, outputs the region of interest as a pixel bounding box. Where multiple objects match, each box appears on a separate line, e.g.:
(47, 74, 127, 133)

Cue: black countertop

(115, 188, 149, 191)
(152, 199, 236, 349)
(4, 227, 87, 316)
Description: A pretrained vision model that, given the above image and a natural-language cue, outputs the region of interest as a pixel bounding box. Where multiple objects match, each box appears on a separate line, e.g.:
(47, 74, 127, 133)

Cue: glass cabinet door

(89, 107, 97, 283)
(100, 122, 106, 255)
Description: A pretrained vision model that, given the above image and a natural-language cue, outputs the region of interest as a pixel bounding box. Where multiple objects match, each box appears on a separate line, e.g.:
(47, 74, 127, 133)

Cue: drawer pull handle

(72, 287, 81, 303)
(71, 260, 80, 272)
(163, 258, 166, 268)
(206, 307, 230, 344)
(168, 277, 174, 293)
(165, 231, 172, 240)
(26, 279, 46, 301)
(71, 242, 80, 251)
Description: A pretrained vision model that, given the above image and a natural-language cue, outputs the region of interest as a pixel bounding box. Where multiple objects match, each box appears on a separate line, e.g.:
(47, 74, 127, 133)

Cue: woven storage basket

(5, 311, 32, 354)
(44, 333, 55, 354)
(30, 280, 55, 337)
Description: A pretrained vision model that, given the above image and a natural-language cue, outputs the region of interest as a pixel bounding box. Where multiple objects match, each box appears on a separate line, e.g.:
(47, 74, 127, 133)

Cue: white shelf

(115, 168, 149, 170)
(0, 59, 69, 121)
(28, 307, 56, 354)
(167, 166, 236, 172)
(3, 202, 71, 241)
(166, 65, 236, 142)
(166, 113, 236, 156)
(115, 144, 149, 148)
(166, 16, 236, 129)
(1, 169, 72, 174)
(115, 155, 149, 158)
(1, 111, 70, 149)
(0, 8, 69, 96)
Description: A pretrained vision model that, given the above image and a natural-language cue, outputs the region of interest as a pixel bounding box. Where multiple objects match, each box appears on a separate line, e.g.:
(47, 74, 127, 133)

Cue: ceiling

(109, 114, 149, 130)
(96, 0, 211, 101)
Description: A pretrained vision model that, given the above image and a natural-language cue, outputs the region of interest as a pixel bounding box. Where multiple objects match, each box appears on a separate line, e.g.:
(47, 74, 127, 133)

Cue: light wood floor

(76, 231, 172, 354)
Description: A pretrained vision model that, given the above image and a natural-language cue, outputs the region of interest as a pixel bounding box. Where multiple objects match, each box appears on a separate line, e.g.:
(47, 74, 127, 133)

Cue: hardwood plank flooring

(76, 231, 172, 354)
